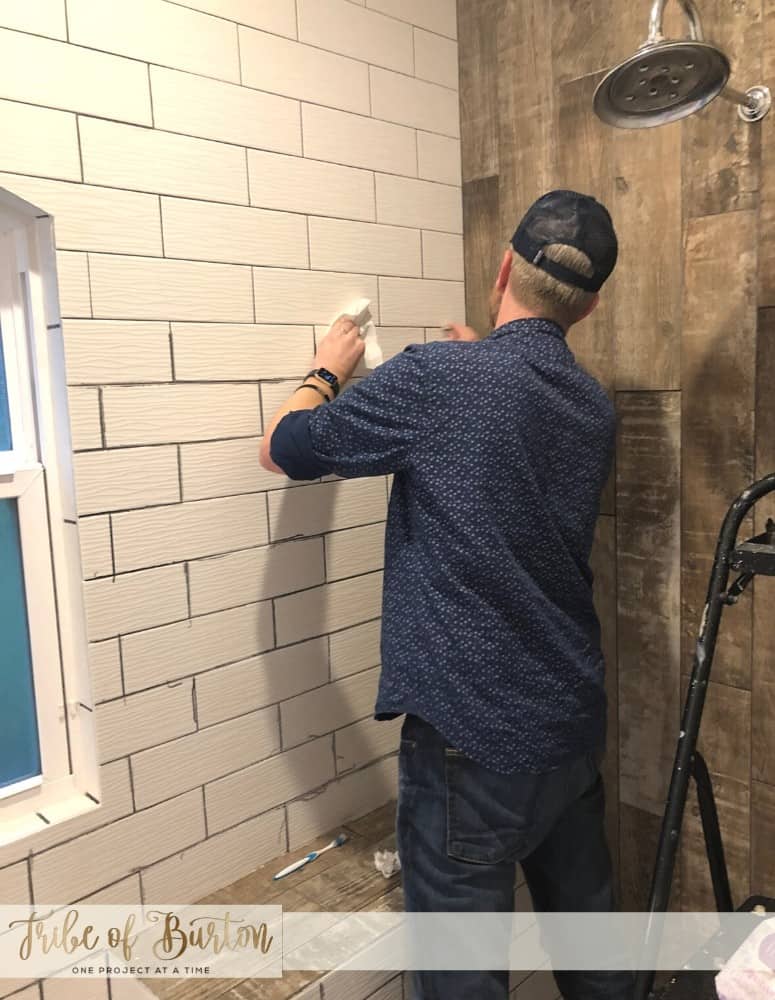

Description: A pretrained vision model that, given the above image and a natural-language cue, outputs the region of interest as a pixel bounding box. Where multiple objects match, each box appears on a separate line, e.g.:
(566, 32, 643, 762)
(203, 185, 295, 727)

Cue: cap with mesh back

(511, 190, 618, 294)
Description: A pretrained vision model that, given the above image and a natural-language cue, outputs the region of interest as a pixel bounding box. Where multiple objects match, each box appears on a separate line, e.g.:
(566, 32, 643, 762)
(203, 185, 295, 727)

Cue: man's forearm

(259, 314, 365, 474)
(259, 378, 332, 473)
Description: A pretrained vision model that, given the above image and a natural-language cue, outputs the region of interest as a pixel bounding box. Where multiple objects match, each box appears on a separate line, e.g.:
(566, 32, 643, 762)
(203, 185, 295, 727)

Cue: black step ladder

(634, 474, 775, 1000)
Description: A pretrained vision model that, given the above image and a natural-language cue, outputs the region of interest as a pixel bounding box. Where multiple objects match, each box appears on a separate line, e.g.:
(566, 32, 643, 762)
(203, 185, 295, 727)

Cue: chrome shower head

(593, 0, 771, 129)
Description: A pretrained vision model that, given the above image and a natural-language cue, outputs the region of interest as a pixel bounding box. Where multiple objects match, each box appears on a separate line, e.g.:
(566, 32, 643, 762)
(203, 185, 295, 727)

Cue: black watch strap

(306, 368, 340, 398)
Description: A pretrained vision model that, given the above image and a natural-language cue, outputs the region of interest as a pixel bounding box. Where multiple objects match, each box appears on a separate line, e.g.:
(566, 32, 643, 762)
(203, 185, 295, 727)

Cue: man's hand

(442, 323, 481, 342)
(314, 316, 366, 384)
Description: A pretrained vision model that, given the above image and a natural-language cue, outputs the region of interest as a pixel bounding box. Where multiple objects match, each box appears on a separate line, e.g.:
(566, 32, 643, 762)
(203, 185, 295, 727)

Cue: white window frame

(0, 187, 100, 848)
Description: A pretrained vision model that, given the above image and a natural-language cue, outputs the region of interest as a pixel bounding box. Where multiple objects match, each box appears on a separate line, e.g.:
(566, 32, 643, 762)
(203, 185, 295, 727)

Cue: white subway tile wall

(0, 0, 462, 920)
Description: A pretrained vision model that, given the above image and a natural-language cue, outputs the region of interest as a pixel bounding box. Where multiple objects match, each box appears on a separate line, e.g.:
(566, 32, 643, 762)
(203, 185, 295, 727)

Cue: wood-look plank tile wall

(457, 0, 775, 910)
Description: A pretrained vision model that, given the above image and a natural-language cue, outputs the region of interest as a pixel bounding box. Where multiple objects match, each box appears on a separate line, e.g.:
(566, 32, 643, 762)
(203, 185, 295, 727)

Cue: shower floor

(138, 801, 556, 1000)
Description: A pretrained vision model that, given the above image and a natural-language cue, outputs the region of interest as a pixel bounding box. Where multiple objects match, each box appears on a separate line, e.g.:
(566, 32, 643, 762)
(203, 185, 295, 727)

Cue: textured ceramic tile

(274, 572, 383, 645)
(74, 446, 180, 515)
(457, 0, 498, 182)
(83, 564, 188, 640)
(318, 970, 398, 1000)
(163, 197, 307, 267)
(335, 715, 400, 773)
(0, 99, 80, 180)
(67, 387, 102, 450)
(64, 320, 171, 384)
(96, 678, 195, 762)
(180, 437, 305, 500)
(248, 149, 375, 221)
(422, 230, 464, 280)
(195, 637, 329, 727)
(617, 393, 681, 815)
(0, 176, 159, 257)
(102, 383, 260, 446)
(752, 780, 775, 896)
(151, 65, 301, 153)
(88, 640, 123, 704)
(325, 523, 385, 581)
(683, 0, 762, 219)
(131, 706, 280, 808)
(0, 28, 151, 124)
(297, 0, 413, 73)
(172, 323, 314, 379)
(280, 669, 379, 747)
(414, 27, 458, 89)
(681, 212, 756, 689)
(30, 790, 205, 904)
(494, 0, 555, 233)
(57, 251, 91, 317)
(67, 0, 240, 82)
(267, 478, 387, 540)
(309, 217, 421, 277)
(0, 861, 29, 905)
(253, 268, 378, 325)
(590, 516, 619, 880)
(187, 536, 325, 615)
(206, 738, 334, 832)
(89, 253, 253, 323)
(112, 493, 269, 572)
(612, 124, 682, 390)
(79, 118, 248, 204)
(682, 768, 751, 910)
(760, 2, 775, 306)
(0, 986, 38, 1000)
(365, 0, 457, 39)
(379, 276, 465, 326)
(168, 0, 296, 34)
(0, 761, 133, 869)
(461, 175, 498, 335)
(417, 130, 462, 186)
(240, 26, 369, 114)
(286, 755, 396, 848)
(329, 619, 381, 680)
(79, 515, 113, 579)
(121, 600, 275, 691)
(43, 978, 109, 1000)
(753, 309, 775, 786)
(370, 66, 460, 137)
(141, 808, 286, 905)
(302, 104, 416, 176)
(0, 0, 66, 37)
(376, 173, 462, 232)
(555, 74, 615, 509)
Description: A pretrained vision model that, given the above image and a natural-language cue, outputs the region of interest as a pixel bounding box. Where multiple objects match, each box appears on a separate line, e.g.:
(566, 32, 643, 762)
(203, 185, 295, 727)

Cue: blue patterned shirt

(270, 318, 616, 773)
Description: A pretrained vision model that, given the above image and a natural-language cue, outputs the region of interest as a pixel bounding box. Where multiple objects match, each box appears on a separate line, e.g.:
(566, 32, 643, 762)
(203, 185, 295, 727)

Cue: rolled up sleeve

(269, 343, 427, 481)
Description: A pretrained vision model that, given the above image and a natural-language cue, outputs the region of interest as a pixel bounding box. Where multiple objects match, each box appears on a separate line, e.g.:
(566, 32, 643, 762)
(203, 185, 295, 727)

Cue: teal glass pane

(0, 498, 41, 789)
(0, 329, 11, 451)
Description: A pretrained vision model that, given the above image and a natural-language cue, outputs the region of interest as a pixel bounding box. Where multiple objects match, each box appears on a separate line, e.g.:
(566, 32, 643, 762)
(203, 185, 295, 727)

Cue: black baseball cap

(511, 190, 618, 294)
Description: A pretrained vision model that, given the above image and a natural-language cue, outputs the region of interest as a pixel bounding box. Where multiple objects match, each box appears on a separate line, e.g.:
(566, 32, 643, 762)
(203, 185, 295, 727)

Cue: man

(260, 191, 632, 1000)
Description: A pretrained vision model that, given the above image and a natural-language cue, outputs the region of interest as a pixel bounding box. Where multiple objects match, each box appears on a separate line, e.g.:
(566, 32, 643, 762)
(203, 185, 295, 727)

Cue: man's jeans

(396, 713, 634, 1000)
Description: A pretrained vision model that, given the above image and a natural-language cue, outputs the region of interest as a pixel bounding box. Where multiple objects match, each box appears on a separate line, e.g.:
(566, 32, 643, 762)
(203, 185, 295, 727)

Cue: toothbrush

(272, 833, 348, 880)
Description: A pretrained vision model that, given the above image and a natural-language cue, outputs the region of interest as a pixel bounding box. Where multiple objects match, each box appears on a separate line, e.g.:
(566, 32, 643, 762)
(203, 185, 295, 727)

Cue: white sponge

(338, 299, 383, 369)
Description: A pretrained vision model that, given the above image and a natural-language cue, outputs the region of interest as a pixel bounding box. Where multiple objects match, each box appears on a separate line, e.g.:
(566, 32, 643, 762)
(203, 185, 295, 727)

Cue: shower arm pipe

(647, 0, 703, 44)
(646, 0, 768, 115)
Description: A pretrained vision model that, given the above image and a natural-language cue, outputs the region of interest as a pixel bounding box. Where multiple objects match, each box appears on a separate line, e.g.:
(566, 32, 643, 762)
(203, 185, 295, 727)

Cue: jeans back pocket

(445, 748, 539, 864)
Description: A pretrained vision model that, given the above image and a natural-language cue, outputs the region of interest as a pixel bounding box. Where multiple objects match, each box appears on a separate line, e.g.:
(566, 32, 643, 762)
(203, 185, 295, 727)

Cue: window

(0, 188, 99, 847)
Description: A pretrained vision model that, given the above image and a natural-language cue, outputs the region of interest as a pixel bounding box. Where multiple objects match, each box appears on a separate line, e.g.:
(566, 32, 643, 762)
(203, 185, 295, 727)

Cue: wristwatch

(305, 367, 340, 398)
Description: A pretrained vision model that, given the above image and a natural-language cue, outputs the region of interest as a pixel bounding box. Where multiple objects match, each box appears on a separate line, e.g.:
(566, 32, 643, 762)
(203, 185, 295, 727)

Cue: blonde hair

(509, 243, 596, 329)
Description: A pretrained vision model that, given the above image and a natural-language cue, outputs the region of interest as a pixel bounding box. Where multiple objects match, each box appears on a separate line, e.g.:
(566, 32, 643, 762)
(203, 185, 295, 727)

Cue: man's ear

(578, 292, 600, 323)
(495, 248, 513, 292)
